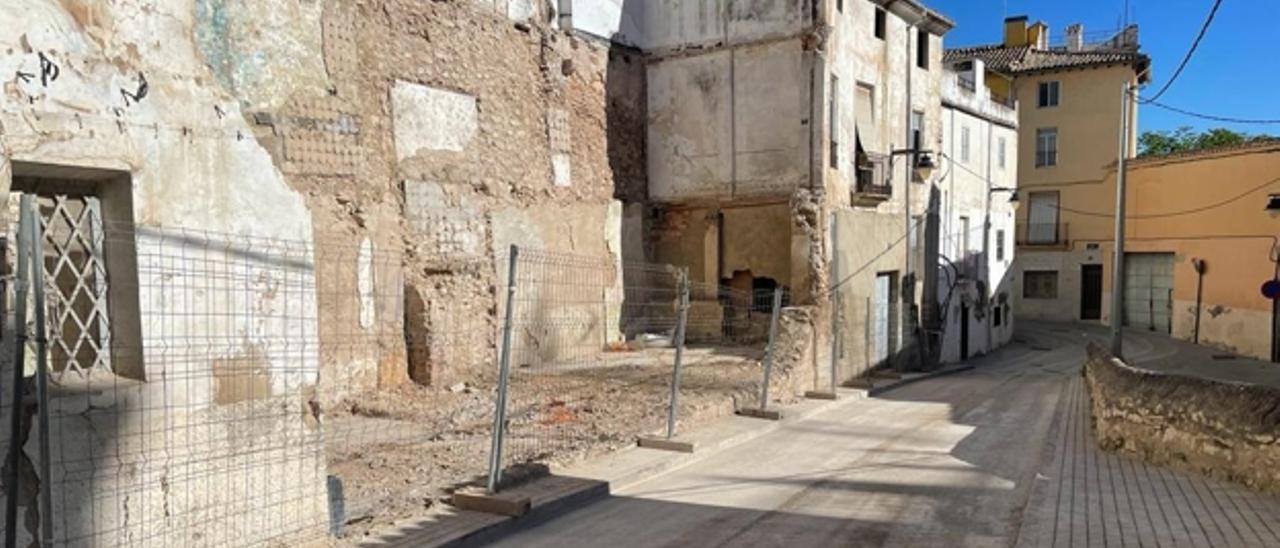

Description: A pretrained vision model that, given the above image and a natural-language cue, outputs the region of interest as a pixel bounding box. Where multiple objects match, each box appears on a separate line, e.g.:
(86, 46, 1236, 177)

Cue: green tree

(1138, 126, 1274, 156)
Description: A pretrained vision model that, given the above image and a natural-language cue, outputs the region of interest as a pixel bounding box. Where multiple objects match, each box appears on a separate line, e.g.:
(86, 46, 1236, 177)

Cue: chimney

(1028, 21, 1049, 49)
(1065, 23, 1084, 51)
(1003, 16, 1029, 47)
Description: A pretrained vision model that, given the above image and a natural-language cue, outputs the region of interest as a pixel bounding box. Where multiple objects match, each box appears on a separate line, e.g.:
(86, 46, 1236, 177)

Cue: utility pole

(1110, 82, 1133, 357)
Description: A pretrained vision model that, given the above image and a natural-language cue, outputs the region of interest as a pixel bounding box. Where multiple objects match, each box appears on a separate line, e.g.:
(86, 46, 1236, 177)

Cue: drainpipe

(903, 20, 915, 360)
(983, 123, 994, 355)
(1192, 258, 1206, 344)
(557, 0, 573, 30)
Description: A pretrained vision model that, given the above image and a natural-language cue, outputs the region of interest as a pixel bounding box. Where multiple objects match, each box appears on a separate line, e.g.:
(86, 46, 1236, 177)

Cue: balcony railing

(990, 90, 1015, 108)
(958, 75, 976, 93)
(853, 153, 891, 205)
(1017, 222, 1070, 247)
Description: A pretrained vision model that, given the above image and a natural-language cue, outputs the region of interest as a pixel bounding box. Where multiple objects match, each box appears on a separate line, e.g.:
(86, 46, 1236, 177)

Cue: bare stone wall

(328, 0, 647, 388)
(1085, 343, 1280, 495)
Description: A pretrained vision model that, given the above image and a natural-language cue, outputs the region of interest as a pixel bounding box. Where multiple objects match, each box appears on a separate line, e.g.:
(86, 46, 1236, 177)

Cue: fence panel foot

(451, 488, 532, 517)
(636, 437, 697, 453)
(735, 407, 782, 421)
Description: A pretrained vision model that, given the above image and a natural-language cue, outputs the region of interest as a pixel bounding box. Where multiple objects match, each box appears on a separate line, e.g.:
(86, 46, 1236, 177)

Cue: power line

(940, 151, 1280, 220)
(1141, 0, 1225, 104)
(1143, 98, 1280, 125)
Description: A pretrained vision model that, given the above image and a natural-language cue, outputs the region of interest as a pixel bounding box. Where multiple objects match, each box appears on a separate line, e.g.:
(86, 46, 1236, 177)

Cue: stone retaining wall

(1084, 343, 1280, 495)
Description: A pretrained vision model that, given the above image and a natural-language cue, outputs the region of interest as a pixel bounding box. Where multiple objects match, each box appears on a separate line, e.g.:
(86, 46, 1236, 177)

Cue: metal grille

(36, 193, 112, 379)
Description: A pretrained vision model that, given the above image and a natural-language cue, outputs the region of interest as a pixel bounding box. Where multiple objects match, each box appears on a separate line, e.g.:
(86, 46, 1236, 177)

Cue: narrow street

(490, 323, 1280, 547)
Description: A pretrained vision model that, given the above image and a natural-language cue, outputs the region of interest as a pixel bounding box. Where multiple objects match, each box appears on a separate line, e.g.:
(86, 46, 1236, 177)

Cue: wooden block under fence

(842, 378, 874, 389)
(804, 390, 838, 400)
(450, 488, 532, 517)
(636, 436, 697, 453)
(736, 407, 783, 421)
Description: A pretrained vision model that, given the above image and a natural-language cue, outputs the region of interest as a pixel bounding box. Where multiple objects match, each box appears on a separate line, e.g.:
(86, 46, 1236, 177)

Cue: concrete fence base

(1084, 343, 1280, 495)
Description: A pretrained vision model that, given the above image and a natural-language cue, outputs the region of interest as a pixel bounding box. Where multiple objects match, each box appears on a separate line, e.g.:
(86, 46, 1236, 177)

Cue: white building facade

(937, 58, 1019, 363)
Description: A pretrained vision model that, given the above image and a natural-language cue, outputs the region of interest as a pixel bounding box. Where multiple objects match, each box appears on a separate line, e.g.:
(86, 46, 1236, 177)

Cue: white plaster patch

(358, 238, 375, 329)
(403, 180, 487, 258)
(391, 81, 478, 159)
(507, 0, 537, 21)
(552, 153, 572, 187)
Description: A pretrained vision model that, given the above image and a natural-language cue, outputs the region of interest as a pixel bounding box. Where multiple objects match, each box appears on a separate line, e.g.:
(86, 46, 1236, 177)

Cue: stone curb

(866, 364, 976, 397)
(432, 480, 611, 548)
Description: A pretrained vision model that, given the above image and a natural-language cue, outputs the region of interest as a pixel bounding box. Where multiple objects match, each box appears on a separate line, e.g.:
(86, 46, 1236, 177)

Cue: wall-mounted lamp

(1266, 193, 1280, 217)
(990, 186, 1020, 210)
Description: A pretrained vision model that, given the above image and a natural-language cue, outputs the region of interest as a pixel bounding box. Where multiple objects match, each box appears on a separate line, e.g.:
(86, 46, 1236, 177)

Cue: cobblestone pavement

(488, 323, 1280, 547)
(1016, 324, 1280, 548)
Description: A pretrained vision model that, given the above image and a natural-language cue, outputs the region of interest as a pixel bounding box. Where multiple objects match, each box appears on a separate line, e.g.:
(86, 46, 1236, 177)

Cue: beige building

(945, 16, 1150, 325)
(1021, 142, 1280, 361)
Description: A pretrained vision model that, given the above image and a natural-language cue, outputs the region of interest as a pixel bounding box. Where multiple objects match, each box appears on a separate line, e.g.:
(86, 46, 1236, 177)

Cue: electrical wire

(1141, 0, 1224, 104)
(940, 151, 1280, 220)
(1142, 98, 1280, 125)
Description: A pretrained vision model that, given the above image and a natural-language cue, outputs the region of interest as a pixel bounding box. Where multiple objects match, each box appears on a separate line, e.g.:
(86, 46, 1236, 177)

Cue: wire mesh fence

(0, 193, 501, 546)
(491, 247, 788, 487)
(0, 196, 796, 546)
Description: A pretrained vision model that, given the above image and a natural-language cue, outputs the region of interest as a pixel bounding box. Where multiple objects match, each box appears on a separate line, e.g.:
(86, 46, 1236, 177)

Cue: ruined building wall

(351, 0, 647, 387)
(0, 0, 333, 544)
(0, 0, 647, 543)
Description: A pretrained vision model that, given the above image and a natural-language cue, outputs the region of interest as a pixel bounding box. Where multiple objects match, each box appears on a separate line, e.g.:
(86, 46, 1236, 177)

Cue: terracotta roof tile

(944, 44, 1150, 76)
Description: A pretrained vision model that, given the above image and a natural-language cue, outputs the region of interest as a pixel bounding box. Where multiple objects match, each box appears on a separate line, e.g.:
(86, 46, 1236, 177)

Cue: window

(993, 305, 1003, 327)
(1027, 191, 1061, 243)
(1023, 271, 1059, 299)
(837, 0, 843, 13)
(830, 75, 840, 168)
(910, 215, 923, 248)
(916, 30, 929, 69)
(997, 137, 1007, 169)
(874, 8, 886, 39)
(996, 229, 1006, 261)
(959, 216, 970, 258)
(1036, 128, 1058, 167)
(910, 110, 925, 180)
(960, 126, 971, 162)
(910, 111, 924, 150)
(11, 165, 145, 381)
(1038, 81, 1060, 108)
(855, 83, 877, 152)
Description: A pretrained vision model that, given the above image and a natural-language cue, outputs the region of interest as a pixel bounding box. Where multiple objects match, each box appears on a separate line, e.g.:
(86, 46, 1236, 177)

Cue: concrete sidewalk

(479, 323, 1280, 547)
(1017, 373, 1280, 547)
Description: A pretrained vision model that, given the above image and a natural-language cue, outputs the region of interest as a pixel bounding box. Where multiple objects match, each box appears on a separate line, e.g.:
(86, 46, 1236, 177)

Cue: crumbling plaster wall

(0, 0, 333, 544)
(823, 1, 946, 371)
(355, 0, 647, 385)
(646, 39, 810, 203)
(0, 0, 649, 542)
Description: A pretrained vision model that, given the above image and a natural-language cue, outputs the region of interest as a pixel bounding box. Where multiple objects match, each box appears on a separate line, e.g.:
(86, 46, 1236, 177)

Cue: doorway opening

(1081, 264, 1103, 321)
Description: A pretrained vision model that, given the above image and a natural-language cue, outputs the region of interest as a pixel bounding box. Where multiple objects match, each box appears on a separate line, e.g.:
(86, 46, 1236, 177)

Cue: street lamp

(888, 148, 937, 183)
(1265, 193, 1280, 217)
(990, 187, 1021, 209)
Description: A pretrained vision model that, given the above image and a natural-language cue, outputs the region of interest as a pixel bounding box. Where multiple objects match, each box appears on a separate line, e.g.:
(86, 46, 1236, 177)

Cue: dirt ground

(324, 344, 782, 542)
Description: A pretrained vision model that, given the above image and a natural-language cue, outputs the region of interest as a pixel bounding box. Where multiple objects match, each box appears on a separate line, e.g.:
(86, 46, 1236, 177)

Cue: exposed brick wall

(1085, 343, 1280, 495)
(242, 0, 647, 391)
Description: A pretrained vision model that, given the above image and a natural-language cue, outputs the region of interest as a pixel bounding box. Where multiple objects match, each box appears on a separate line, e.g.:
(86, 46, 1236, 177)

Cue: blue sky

(928, 0, 1279, 135)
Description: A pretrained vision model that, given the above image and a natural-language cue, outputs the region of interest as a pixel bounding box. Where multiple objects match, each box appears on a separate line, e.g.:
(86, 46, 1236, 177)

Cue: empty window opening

(916, 30, 929, 69)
